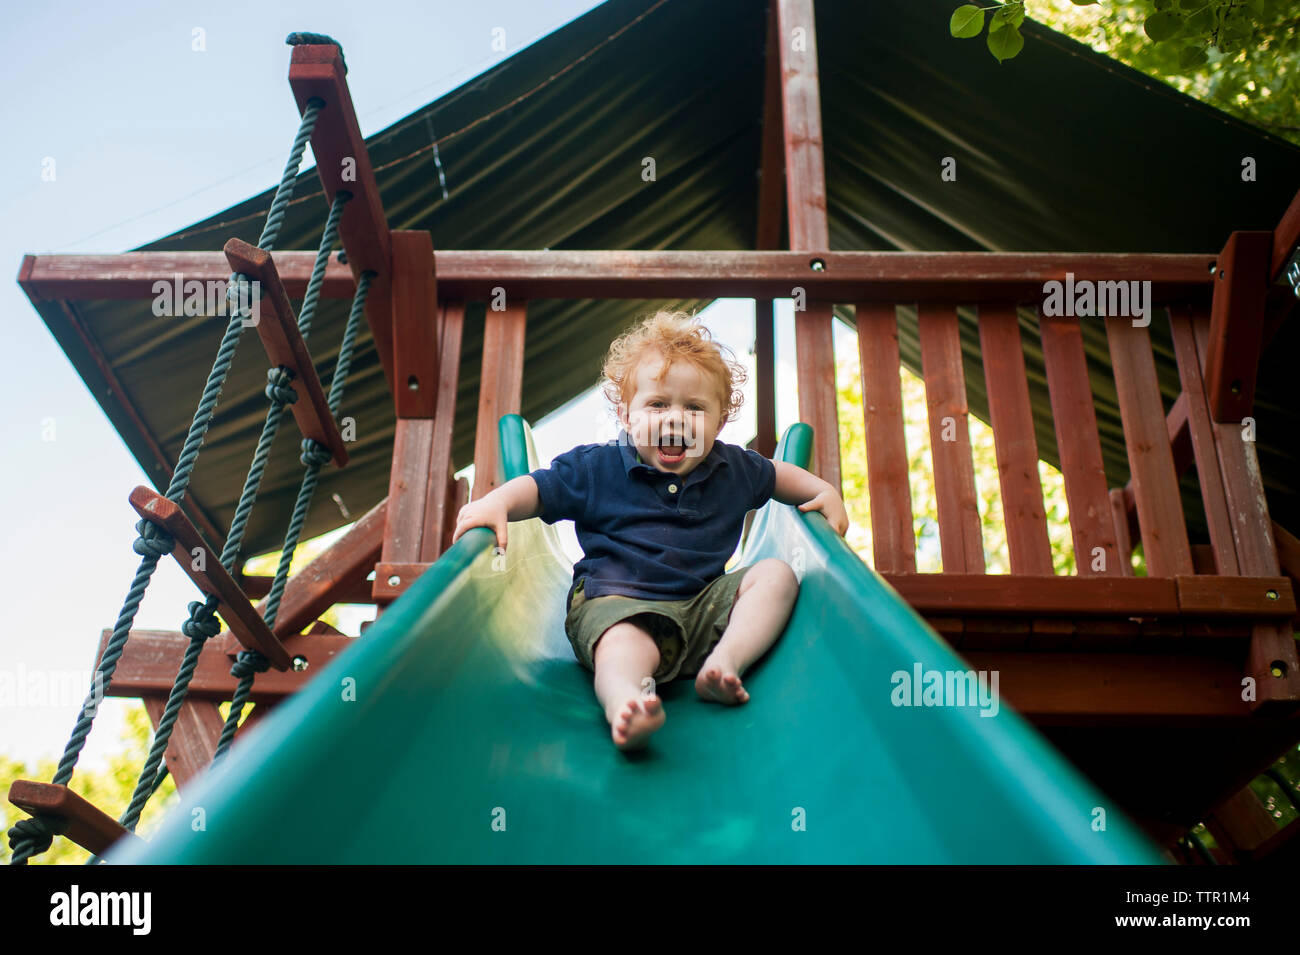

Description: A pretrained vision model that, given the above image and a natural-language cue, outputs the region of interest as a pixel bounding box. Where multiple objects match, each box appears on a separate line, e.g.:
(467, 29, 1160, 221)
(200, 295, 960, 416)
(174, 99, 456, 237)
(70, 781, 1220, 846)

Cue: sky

(0, 0, 858, 768)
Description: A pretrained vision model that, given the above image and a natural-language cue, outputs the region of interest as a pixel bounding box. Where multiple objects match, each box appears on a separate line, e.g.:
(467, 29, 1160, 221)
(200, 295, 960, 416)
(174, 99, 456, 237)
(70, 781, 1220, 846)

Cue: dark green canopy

(34, 0, 1300, 558)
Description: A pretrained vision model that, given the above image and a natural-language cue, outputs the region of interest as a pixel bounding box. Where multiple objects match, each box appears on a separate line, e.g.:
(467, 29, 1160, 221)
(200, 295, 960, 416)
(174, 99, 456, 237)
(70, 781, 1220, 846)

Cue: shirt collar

(615, 428, 726, 482)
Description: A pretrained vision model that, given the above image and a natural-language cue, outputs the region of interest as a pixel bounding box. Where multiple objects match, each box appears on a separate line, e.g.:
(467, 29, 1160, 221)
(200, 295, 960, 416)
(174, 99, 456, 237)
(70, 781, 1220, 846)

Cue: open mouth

(656, 434, 688, 464)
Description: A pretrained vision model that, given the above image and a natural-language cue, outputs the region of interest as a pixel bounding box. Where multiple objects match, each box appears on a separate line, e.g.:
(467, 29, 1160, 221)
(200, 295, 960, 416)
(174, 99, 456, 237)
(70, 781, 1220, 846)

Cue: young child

(452, 311, 849, 750)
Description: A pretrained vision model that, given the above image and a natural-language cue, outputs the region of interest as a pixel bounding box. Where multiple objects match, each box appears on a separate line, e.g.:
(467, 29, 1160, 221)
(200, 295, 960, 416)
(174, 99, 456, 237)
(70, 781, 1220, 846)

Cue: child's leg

(697, 558, 799, 704)
(592, 619, 666, 750)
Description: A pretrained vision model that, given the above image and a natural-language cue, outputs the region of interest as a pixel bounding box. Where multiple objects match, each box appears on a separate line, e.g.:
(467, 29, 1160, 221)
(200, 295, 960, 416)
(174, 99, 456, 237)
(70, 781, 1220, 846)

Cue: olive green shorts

(564, 565, 753, 684)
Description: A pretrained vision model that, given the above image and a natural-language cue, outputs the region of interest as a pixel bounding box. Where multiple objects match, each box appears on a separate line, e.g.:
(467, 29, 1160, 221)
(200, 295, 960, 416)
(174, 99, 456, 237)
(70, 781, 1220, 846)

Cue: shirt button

(668, 483, 678, 493)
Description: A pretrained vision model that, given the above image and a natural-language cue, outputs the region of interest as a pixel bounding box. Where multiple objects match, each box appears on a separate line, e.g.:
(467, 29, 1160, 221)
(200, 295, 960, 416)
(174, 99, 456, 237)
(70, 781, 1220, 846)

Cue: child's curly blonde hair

(601, 310, 747, 423)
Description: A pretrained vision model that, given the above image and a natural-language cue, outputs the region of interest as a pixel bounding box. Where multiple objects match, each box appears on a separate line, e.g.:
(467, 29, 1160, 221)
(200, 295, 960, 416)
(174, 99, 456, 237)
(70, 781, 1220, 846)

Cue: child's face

(617, 354, 725, 476)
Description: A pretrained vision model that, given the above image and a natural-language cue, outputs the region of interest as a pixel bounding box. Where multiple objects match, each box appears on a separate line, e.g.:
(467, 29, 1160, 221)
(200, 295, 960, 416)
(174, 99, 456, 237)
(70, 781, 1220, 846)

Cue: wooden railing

(423, 232, 1299, 710)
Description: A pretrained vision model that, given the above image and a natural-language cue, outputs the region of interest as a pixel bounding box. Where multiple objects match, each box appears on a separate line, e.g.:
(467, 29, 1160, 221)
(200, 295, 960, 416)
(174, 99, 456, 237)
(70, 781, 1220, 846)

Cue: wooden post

(752, 1, 782, 459)
(756, 0, 785, 255)
(776, 0, 840, 493)
(472, 302, 528, 501)
(1203, 231, 1272, 423)
(1269, 185, 1300, 282)
(390, 231, 439, 418)
(1191, 310, 1300, 709)
(141, 697, 225, 790)
(376, 232, 440, 603)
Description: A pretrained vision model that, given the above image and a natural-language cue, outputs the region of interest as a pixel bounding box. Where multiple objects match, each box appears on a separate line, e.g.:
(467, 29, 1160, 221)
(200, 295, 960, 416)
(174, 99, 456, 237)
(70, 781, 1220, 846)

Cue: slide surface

(108, 417, 1162, 863)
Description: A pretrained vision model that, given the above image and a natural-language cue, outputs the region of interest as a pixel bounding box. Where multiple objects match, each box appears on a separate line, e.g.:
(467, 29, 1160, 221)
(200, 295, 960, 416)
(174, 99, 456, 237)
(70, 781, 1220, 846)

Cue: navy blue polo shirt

(528, 428, 777, 602)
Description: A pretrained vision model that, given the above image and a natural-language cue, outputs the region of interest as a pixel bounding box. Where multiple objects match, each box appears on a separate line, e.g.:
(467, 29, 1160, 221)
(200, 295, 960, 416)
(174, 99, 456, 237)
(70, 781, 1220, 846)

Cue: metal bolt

(388, 575, 400, 587)
(292, 656, 309, 672)
(809, 258, 826, 272)
(1266, 589, 1279, 601)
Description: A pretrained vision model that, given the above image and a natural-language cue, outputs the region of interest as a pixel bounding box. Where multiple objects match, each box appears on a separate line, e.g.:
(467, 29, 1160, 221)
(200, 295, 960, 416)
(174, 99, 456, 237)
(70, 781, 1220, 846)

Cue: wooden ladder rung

(129, 487, 292, 671)
(94, 628, 346, 703)
(223, 238, 349, 468)
(7, 780, 146, 857)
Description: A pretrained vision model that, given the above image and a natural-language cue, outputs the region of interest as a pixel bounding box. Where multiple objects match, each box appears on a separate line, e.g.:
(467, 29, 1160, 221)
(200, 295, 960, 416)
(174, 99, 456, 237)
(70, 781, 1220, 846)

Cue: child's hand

(451, 495, 509, 551)
(798, 489, 850, 537)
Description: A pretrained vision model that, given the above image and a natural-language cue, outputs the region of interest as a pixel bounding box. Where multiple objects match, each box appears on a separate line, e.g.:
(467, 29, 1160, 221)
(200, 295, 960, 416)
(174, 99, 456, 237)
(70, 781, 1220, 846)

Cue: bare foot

(695, 652, 750, 704)
(607, 691, 665, 750)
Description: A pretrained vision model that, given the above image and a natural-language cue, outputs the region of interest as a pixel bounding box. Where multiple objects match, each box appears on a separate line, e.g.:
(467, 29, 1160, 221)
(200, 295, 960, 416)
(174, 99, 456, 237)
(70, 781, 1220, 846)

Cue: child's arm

(450, 475, 541, 551)
(773, 461, 850, 536)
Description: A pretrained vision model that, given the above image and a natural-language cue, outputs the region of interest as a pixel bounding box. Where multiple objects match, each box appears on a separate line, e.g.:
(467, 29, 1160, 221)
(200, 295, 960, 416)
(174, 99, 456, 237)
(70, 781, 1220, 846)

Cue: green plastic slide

(107, 417, 1163, 863)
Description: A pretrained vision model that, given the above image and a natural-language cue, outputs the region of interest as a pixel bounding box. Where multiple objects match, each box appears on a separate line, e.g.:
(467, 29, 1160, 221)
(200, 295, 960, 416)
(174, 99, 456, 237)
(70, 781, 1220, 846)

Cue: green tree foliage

(2, 530, 353, 864)
(1, 703, 179, 864)
(951, 1, 1300, 146)
(1, 699, 264, 864)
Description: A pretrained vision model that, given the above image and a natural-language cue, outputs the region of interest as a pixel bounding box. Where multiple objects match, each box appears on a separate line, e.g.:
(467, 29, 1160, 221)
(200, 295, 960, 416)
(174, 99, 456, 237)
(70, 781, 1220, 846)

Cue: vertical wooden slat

(1168, 304, 1240, 576)
(472, 302, 527, 501)
(1108, 488, 1134, 576)
(1106, 319, 1193, 577)
(980, 305, 1053, 575)
(1038, 313, 1119, 575)
(1203, 231, 1272, 422)
(776, 0, 840, 492)
(794, 304, 841, 492)
(421, 302, 466, 560)
(918, 305, 984, 573)
(856, 303, 915, 573)
(754, 299, 777, 458)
